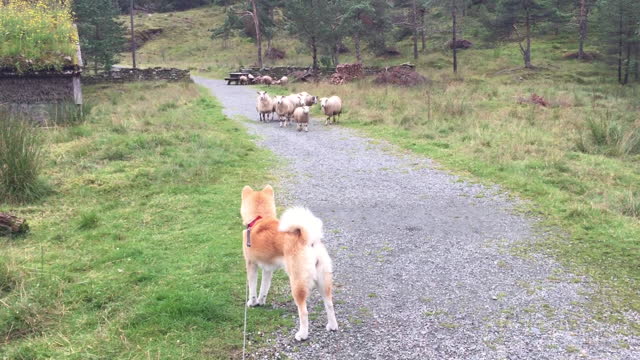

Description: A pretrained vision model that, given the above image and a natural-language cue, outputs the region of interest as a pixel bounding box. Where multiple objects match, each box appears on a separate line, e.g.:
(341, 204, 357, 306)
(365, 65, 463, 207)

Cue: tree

(593, 0, 640, 84)
(342, 1, 375, 63)
(285, 0, 343, 69)
(74, 0, 126, 73)
(452, 0, 458, 72)
(488, 0, 559, 68)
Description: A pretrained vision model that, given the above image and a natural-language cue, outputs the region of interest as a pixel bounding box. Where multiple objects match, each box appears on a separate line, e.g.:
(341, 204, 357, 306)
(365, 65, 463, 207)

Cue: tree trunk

(634, 43, 639, 81)
(0, 213, 29, 236)
(412, 0, 418, 60)
(354, 32, 362, 63)
(452, 0, 457, 73)
(130, 0, 137, 68)
(578, 0, 587, 60)
(420, 9, 426, 52)
(249, 0, 262, 68)
(624, 39, 631, 85)
(618, 7, 623, 84)
(311, 36, 318, 70)
(524, 6, 532, 68)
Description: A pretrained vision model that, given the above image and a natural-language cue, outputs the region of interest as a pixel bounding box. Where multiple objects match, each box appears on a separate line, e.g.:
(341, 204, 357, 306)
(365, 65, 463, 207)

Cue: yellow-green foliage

(0, 0, 77, 71)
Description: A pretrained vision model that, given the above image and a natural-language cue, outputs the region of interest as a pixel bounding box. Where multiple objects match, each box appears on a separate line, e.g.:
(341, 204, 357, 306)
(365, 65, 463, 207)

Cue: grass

(0, 115, 47, 203)
(0, 81, 292, 358)
(0, 0, 78, 71)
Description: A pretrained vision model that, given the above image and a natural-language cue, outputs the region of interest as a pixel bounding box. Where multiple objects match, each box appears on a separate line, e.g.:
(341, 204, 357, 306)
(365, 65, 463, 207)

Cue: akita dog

(240, 185, 338, 341)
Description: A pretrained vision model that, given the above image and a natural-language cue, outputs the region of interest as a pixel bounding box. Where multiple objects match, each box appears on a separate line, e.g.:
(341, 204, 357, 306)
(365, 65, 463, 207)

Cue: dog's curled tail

(278, 207, 323, 246)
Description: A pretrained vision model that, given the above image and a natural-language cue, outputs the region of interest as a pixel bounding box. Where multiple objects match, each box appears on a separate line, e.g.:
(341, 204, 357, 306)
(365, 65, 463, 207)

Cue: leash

(242, 275, 249, 360)
(246, 216, 262, 247)
(243, 216, 261, 359)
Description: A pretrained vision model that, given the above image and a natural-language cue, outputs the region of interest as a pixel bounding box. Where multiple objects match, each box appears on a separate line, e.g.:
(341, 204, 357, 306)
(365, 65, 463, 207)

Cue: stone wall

(0, 75, 75, 104)
(239, 64, 414, 80)
(83, 67, 191, 84)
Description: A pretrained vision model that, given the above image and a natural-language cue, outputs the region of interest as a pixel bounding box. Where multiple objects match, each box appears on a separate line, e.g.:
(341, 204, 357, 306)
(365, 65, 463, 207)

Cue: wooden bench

(225, 72, 250, 85)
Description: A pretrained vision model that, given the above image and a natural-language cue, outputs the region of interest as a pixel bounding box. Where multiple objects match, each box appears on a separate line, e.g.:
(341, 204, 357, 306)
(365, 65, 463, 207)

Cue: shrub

(0, 0, 77, 72)
(0, 115, 47, 203)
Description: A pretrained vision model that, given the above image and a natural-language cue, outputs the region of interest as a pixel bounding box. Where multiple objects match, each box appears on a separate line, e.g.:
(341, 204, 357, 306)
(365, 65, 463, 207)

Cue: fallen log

(0, 213, 29, 236)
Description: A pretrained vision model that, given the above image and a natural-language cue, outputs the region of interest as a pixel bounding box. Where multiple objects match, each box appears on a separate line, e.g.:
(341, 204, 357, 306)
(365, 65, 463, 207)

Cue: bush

(0, 116, 47, 203)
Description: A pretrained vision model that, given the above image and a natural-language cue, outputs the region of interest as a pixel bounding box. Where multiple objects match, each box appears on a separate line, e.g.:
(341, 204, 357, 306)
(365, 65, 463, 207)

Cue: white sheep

(239, 75, 248, 85)
(248, 73, 255, 84)
(319, 96, 342, 125)
(280, 76, 288, 86)
(298, 92, 318, 106)
(256, 91, 274, 122)
(262, 75, 273, 86)
(287, 94, 304, 108)
(274, 95, 296, 127)
(292, 105, 311, 132)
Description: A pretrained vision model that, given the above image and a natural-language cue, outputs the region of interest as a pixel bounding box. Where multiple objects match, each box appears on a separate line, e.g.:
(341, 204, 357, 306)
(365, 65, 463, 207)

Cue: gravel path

(194, 77, 640, 359)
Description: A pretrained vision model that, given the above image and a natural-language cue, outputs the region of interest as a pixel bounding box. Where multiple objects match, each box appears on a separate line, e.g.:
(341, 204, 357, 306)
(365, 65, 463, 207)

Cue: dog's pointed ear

(262, 185, 274, 195)
(242, 186, 253, 199)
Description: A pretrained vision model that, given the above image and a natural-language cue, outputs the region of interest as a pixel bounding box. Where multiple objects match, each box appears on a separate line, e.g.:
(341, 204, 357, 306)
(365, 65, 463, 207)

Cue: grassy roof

(0, 0, 78, 72)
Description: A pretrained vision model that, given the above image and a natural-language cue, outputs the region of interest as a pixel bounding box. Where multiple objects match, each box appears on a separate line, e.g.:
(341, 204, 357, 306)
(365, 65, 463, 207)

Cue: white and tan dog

(240, 185, 338, 341)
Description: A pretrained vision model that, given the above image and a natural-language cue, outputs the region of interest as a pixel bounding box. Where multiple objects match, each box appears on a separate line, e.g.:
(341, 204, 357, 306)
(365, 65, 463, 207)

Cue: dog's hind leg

(292, 283, 309, 341)
(317, 266, 338, 331)
(246, 261, 259, 307)
(257, 269, 274, 305)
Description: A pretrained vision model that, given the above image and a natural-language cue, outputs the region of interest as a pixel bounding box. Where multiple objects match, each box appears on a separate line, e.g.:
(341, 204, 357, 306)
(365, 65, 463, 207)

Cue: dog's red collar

(246, 216, 262, 247)
(247, 216, 262, 229)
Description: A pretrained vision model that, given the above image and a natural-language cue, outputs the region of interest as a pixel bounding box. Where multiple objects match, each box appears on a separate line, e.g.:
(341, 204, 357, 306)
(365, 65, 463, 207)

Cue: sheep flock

(255, 88, 342, 132)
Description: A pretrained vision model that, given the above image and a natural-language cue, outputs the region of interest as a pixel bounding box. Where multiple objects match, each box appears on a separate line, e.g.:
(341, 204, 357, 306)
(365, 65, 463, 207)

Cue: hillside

(119, 5, 613, 84)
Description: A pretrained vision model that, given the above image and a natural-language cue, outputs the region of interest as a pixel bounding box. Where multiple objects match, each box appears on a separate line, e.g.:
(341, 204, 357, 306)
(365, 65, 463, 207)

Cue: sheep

(262, 75, 273, 86)
(292, 105, 311, 132)
(298, 92, 318, 106)
(248, 73, 255, 84)
(274, 95, 296, 127)
(255, 75, 263, 84)
(280, 76, 288, 86)
(239, 75, 248, 85)
(256, 91, 274, 122)
(287, 94, 304, 109)
(273, 80, 281, 85)
(319, 96, 342, 125)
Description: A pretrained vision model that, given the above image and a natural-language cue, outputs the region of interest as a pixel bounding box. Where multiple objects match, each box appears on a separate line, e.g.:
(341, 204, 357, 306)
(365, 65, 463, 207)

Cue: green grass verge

(0, 81, 291, 358)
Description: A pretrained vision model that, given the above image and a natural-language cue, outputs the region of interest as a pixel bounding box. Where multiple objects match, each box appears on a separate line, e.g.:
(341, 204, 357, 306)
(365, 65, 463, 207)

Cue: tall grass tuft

(576, 110, 640, 156)
(0, 115, 47, 203)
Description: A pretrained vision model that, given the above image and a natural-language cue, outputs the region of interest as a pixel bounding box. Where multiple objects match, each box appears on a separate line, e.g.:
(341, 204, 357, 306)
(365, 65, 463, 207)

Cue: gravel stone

(194, 77, 640, 360)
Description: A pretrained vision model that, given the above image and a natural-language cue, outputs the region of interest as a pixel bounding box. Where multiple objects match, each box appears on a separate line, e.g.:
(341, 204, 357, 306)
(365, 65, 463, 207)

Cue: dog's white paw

(246, 298, 259, 307)
(326, 322, 338, 331)
(294, 330, 309, 341)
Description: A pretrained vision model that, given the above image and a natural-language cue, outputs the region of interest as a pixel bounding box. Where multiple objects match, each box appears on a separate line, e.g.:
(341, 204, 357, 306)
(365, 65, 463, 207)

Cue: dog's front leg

(246, 261, 259, 307)
(258, 269, 274, 305)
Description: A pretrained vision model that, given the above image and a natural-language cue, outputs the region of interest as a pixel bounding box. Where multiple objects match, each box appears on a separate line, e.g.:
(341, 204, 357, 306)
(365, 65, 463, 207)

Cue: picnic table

(225, 72, 250, 85)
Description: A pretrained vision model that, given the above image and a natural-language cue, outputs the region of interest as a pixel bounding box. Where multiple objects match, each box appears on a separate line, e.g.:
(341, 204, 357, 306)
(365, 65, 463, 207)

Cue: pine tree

(593, 0, 640, 83)
(342, 1, 376, 63)
(74, 0, 126, 73)
(284, 0, 343, 69)
(489, 0, 559, 68)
